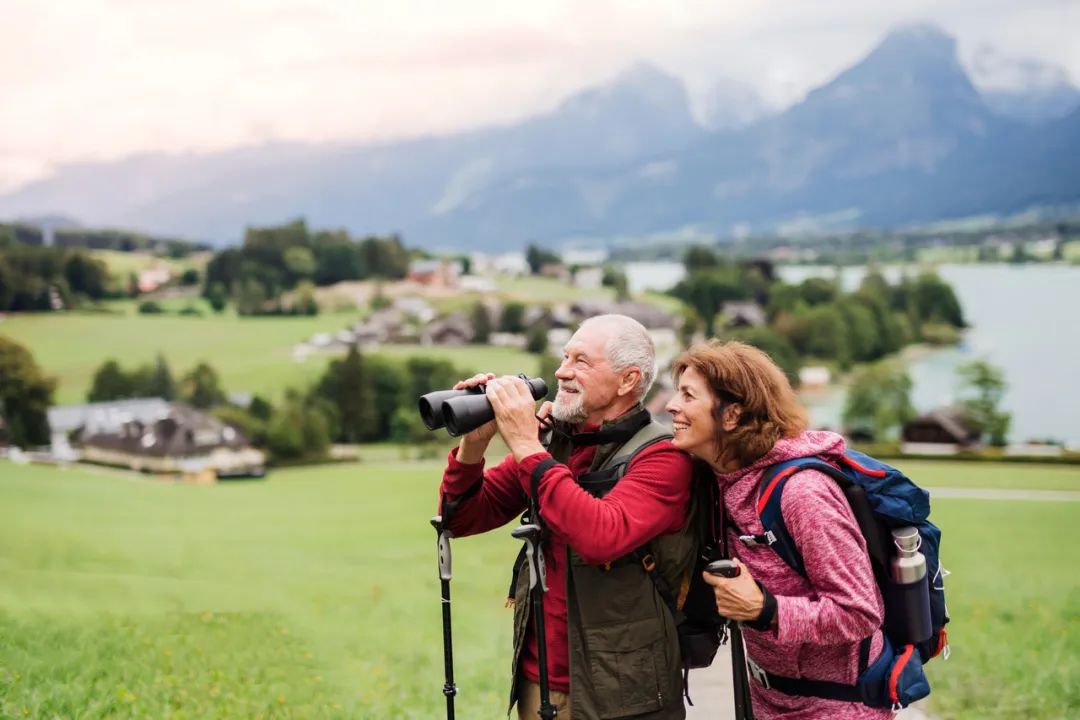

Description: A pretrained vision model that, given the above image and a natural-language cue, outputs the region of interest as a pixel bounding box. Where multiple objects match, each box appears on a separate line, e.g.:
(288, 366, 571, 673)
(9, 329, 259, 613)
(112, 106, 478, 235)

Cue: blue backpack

(740, 450, 950, 710)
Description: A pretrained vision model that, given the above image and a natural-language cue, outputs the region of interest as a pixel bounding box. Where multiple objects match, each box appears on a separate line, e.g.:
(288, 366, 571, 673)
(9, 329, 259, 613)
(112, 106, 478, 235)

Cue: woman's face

(665, 366, 719, 462)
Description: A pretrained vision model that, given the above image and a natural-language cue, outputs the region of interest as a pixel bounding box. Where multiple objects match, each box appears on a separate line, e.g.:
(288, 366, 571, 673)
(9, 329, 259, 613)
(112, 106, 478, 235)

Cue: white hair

(580, 314, 656, 402)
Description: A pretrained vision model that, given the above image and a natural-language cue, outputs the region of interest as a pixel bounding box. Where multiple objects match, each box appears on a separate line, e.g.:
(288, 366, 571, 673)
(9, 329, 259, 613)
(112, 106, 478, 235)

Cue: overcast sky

(1, 0, 1077, 192)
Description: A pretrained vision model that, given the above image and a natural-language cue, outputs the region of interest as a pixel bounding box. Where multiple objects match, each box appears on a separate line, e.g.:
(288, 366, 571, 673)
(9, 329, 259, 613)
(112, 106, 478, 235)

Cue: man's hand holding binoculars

(453, 374, 549, 464)
(485, 376, 549, 463)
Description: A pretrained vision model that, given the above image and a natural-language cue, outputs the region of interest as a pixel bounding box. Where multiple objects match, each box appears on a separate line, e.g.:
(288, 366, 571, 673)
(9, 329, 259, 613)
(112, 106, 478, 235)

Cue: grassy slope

(926, 500, 1080, 719)
(90, 249, 206, 277)
(901, 460, 1080, 491)
(1, 459, 1077, 719)
(0, 311, 539, 405)
(1, 273, 679, 404)
(0, 459, 514, 719)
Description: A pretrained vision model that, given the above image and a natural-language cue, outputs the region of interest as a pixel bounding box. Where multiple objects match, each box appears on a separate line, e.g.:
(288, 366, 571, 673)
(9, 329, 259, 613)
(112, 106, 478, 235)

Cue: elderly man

(438, 314, 695, 720)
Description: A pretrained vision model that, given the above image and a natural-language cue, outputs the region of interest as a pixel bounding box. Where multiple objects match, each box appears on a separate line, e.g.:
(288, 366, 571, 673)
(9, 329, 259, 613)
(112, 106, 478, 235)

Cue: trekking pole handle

(431, 515, 454, 581)
(706, 560, 745, 636)
(706, 559, 741, 579)
(512, 523, 548, 592)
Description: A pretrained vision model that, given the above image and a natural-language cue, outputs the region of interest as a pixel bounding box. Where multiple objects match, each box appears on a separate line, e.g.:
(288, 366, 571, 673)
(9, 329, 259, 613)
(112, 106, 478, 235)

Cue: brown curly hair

(672, 340, 808, 469)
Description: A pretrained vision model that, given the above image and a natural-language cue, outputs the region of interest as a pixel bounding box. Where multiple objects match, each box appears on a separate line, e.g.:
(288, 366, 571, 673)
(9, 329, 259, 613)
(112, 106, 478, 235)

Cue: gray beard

(552, 392, 589, 424)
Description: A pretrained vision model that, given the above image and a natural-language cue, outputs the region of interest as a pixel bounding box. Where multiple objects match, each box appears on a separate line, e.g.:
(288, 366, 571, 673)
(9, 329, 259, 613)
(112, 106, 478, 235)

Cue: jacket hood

(717, 430, 847, 490)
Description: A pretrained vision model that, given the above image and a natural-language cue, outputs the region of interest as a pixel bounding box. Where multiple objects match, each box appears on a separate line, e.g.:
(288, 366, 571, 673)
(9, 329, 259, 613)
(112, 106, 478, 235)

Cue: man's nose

(555, 363, 573, 380)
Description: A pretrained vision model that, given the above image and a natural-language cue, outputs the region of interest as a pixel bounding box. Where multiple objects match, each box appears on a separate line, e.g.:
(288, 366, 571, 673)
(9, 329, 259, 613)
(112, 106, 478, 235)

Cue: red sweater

(439, 439, 693, 693)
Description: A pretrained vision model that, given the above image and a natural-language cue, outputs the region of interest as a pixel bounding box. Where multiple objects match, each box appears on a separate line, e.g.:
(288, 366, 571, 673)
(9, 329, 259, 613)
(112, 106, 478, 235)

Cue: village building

(901, 407, 981, 454)
(136, 263, 172, 294)
(392, 297, 435, 323)
(721, 301, 767, 328)
(572, 266, 605, 290)
(569, 300, 678, 330)
(538, 262, 570, 282)
(79, 403, 265, 480)
(798, 365, 832, 389)
(457, 275, 497, 293)
(406, 259, 460, 287)
(48, 398, 172, 461)
(421, 313, 473, 346)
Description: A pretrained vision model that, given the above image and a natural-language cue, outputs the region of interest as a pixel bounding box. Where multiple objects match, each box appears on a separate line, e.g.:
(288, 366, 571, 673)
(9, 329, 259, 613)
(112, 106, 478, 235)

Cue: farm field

(0, 310, 539, 405)
(897, 459, 1080, 491)
(0, 459, 1077, 719)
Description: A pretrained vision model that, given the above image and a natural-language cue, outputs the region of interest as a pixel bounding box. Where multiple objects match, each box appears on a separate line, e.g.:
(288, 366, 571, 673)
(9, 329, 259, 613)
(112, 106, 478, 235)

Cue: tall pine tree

(318, 345, 378, 443)
(147, 353, 176, 400)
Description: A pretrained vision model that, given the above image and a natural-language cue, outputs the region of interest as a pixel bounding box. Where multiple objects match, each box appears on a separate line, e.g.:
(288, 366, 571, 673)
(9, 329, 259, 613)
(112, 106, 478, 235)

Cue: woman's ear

(721, 404, 742, 432)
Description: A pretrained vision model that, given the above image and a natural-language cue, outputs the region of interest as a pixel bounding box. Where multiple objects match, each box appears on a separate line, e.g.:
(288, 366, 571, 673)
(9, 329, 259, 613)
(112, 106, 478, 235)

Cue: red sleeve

(517, 442, 693, 565)
(437, 448, 528, 537)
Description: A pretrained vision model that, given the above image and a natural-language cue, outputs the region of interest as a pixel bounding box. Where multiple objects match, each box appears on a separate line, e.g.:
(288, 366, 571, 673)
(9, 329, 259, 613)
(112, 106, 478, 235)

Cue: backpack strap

(748, 455, 882, 696)
(753, 454, 892, 586)
(749, 456, 855, 578)
(585, 420, 680, 608)
(596, 420, 673, 474)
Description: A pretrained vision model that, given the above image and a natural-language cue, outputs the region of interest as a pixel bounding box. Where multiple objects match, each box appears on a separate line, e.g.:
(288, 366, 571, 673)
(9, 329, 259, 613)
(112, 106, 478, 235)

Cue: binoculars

(418, 374, 548, 437)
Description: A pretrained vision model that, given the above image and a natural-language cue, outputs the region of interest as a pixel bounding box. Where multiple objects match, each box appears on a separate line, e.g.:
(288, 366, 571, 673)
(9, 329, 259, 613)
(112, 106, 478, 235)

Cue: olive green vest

(508, 410, 696, 720)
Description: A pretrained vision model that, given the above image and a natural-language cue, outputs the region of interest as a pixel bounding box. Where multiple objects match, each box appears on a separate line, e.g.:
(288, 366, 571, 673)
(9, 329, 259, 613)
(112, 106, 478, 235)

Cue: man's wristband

(745, 581, 777, 631)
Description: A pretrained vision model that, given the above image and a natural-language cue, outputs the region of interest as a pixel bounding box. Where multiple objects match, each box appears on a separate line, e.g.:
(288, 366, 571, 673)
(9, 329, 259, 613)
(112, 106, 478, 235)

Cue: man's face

(551, 324, 623, 425)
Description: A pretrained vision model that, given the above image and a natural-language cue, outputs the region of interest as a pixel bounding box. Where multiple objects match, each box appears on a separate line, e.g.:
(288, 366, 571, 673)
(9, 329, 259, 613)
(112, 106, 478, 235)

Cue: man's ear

(617, 367, 642, 398)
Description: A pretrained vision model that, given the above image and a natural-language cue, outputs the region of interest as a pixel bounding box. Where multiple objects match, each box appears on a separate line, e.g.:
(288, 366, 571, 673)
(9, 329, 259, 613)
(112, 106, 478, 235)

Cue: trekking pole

(431, 514, 457, 720)
(512, 522, 558, 720)
(727, 620, 754, 720)
(706, 560, 755, 720)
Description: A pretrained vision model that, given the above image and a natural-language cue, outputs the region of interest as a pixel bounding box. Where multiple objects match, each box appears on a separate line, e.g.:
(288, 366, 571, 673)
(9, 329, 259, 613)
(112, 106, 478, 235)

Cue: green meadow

(891, 459, 1080, 491)
(0, 310, 539, 406)
(1, 459, 1077, 719)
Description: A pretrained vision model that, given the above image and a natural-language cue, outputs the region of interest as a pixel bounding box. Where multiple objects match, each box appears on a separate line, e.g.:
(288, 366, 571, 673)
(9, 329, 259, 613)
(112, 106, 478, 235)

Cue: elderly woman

(664, 341, 891, 719)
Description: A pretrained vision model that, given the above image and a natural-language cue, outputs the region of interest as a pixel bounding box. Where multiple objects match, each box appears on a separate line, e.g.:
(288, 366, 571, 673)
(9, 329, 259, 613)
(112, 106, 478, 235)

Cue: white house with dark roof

(47, 399, 264, 478)
(81, 403, 265, 479)
(47, 398, 171, 460)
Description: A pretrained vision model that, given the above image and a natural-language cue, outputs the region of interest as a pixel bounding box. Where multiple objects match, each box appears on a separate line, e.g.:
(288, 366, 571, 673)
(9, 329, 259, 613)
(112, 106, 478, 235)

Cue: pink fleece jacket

(717, 430, 892, 720)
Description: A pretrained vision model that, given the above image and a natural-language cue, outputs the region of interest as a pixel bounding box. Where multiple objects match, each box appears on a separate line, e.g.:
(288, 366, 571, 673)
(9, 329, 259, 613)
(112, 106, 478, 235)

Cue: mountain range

(1, 23, 1078, 250)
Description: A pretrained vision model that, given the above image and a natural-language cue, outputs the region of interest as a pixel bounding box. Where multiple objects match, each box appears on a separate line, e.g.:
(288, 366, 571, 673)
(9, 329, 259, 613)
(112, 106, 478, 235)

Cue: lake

(625, 262, 1080, 448)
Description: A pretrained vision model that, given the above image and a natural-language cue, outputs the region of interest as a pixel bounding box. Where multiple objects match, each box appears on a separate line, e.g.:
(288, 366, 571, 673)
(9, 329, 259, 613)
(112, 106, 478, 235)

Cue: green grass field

(0, 311, 539, 405)
(1, 459, 1077, 719)
(493, 275, 615, 303)
(90, 250, 210, 278)
(901, 460, 1080, 491)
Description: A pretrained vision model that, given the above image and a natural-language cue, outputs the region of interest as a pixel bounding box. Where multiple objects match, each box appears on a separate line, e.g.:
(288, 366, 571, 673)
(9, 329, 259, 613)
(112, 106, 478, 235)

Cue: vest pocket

(584, 618, 665, 718)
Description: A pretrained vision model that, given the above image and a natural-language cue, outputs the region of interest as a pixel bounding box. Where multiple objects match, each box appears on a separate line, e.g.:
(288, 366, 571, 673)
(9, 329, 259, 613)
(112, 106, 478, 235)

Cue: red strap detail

(889, 644, 915, 705)
(932, 628, 948, 658)
(757, 466, 800, 515)
(840, 454, 887, 478)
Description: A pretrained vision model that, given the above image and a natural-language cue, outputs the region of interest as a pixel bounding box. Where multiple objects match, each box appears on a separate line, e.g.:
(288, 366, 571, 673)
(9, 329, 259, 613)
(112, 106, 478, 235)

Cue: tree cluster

(0, 222, 207, 257)
(525, 244, 561, 275)
(82, 345, 479, 463)
(87, 355, 223, 408)
(0, 236, 112, 311)
(202, 220, 411, 315)
(0, 335, 56, 448)
(957, 360, 1012, 447)
(671, 246, 967, 379)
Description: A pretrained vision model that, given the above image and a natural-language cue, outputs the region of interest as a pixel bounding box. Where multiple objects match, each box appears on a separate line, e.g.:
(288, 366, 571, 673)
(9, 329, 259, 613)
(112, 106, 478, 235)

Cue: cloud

(0, 0, 1077, 192)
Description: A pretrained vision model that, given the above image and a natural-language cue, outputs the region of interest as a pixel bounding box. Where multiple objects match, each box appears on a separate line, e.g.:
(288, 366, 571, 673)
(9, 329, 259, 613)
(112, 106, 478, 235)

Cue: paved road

(685, 646, 933, 720)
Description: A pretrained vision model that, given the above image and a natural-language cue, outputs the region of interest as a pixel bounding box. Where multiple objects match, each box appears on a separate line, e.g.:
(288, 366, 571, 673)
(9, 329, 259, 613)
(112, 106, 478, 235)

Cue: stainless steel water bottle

(886, 526, 933, 644)
(890, 527, 927, 584)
